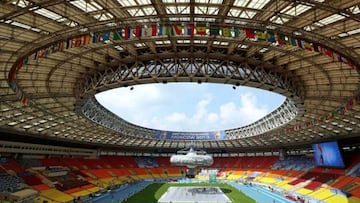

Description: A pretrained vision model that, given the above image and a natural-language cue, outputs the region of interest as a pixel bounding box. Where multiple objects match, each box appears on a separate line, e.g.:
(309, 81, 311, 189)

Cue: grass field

(123, 182, 256, 203)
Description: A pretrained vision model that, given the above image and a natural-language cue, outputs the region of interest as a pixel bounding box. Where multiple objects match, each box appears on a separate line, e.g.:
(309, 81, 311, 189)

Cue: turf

(123, 182, 256, 203)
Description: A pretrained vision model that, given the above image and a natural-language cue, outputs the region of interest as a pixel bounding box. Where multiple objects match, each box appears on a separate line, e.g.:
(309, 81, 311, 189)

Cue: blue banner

(155, 131, 226, 140)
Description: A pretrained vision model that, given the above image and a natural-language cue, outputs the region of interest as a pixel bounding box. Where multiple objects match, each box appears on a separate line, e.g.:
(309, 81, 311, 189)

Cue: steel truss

(225, 98, 298, 138)
(77, 57, 304, 101)
(79, 59, 302, 140)
(81, 97, 157, 139)
(81, 96, 298, 140)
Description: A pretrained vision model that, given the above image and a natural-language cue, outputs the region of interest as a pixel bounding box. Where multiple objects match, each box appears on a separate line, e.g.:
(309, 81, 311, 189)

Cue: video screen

(312, 141, 345, 168)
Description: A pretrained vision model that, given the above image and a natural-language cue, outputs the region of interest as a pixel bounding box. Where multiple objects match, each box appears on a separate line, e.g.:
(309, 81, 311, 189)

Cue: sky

(95, 83, 285, 132)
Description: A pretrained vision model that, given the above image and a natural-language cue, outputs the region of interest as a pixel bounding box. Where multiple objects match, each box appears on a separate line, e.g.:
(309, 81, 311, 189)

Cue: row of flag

(7, 25, 358, 108)
(275, 91, 360, 135)
(21, 25, 356, 69)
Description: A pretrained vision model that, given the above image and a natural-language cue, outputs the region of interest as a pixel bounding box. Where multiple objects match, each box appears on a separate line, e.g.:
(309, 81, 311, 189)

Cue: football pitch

(122, 182, 256, 203)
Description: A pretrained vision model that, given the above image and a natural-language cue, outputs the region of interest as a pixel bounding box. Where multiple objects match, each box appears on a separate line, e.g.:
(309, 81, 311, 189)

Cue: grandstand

(1, 0, 360, 203)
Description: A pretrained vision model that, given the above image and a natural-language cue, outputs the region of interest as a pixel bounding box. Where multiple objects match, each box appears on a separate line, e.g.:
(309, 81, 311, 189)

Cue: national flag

(16, 61, 23, 72)
(38, 48, 46, 57)
(102, 31, 110, 42)
(15, 89, 22, 100)
(9, 81, 16, 92)
(65, 39, 71, 49)
(23, 57, 28, 67)
(92, 34, 99, 43)
(297, 39, 304, 49)
(82, 35, 91, 45)
(222, 27, 231, 37)
(160, 25, 171, 36)
(245, 28, 255, 39)
(234, 27, 241, 38)
(158, 25, 165, 36)
(52, 42, 61, 53)
(304, 41, 313, 51)
(209, 25, 219, 36)
(288, 37, 297, 46)
(152, 24, 157, 36)
(143, 27, 153, 37)
(173, 25, 183, 35)
(113, 30, 122, 40)
(73, 37, 82, 47)
(339, 55, 355, 69)
(135, 26, 142, 38)
(45, 46, 52, 56)
(185, 23, 194, 36)
(9, 69, 16, 82)
(124, 27, 131, 40)
(21, 95, 29, 105)
(31, 51, 38, 60)
(267, 32, 276, 43)
(277, 34, 285, 45)
(319, 46, 334, 58)
(256, 31, 267, 41)
(196, 24, 206, 35)
(59, 41, 65, 51)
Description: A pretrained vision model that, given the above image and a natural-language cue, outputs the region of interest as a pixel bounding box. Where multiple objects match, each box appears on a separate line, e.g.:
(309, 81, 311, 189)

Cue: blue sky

(95, 83, 285, 132)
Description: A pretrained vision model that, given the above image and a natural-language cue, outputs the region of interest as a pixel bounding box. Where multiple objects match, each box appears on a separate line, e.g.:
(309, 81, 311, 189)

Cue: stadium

(0, 0, 360, 202)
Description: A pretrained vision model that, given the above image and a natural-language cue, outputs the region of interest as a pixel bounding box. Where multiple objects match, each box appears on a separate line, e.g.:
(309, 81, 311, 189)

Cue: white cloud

(206, 113, 219, 124)
(165, 112, 187, 123)
(219, 92, 269, 127)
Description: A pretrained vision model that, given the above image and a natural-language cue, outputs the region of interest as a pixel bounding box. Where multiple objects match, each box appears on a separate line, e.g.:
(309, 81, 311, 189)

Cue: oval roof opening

(95, 82, 285, 132)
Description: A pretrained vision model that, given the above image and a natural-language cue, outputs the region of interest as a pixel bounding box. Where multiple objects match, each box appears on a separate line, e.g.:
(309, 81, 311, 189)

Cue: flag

(82, 35, 91, 45)
(173, 25, 182, 35)
(245, 28, 255, 39)
(135, 25, 142, 38)
(9, 81, 16, 92)
(297, 39, 304, 49)
(158, 25, 164, 36)
(267, 32, 276, 43)
(222, 27, 231, 37)
(52, 42, 61, 53)
(102, 31, 110, 42)
(339, 55, 355, 69)
(65, 39, 71, 49)
(74, 37, 82, 47)
(23, 57, 28, 67)
(256, 31, 267, 41)
(143, 26, 153, 37)
(15, 89, 22, 100)
(38, 48, 46, 57)
(31, 51, 38, 60)
(16, 61, 23, 73)
(288, 37, 297, 46)
(113, 30, 122, 40)
(209, 25, 219, 36)
(234, 27, 241, 38)
(277, 34, 286, 45)
(9, 69, 16, 81)
(186, 23, 194, 36)
(319, 46, 334, 58)
(304, 41, 313, 51)
(21, 95, 29, 105)
(159, 25, 170, 36)
(92, 34, 99, 43)
(196, 24, 206, 35)
(152, 24, 157, 36)
(124, 27, 131, 40)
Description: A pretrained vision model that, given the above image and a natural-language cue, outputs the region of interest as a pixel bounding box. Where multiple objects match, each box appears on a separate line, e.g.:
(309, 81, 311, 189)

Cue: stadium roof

(0, 0, 360, 152)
